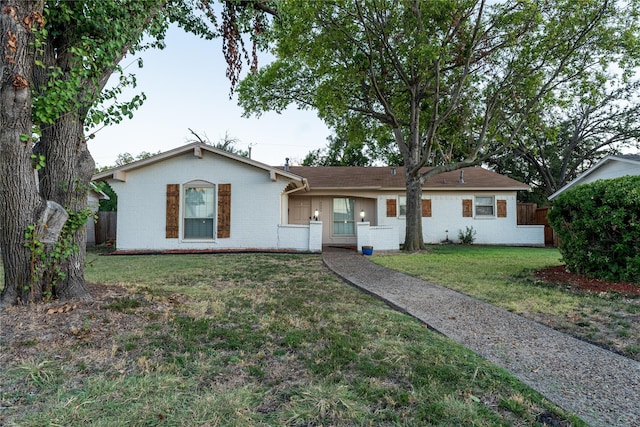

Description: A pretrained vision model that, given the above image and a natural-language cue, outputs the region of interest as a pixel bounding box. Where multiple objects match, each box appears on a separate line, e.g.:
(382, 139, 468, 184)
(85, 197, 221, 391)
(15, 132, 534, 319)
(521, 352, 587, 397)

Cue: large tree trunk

(34, 112, 94, 300)
(399, 95, 426, 252)
(403, 170, 424, 252)
(28, 15, 97, 301)
(0, 1, 47, 306)
(0, 1, 93, 305)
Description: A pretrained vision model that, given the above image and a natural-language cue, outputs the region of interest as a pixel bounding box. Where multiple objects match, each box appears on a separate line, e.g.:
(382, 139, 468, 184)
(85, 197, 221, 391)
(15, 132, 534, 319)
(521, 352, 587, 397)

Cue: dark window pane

(184, 218, 214, 238)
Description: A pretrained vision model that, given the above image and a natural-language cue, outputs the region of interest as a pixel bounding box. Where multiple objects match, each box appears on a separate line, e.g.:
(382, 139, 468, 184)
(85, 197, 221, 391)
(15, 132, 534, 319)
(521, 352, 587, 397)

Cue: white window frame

(332, 197, 355, 236)
(475, 196, 495, 217)
(398, 195, 407, 217)
(183, 181, 216, 240)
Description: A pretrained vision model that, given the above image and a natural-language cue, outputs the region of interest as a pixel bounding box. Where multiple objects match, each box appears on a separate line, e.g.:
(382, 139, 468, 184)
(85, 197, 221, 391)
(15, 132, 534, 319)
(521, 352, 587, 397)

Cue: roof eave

(309, 186, 384, 191)
(548, 155, 617, 200)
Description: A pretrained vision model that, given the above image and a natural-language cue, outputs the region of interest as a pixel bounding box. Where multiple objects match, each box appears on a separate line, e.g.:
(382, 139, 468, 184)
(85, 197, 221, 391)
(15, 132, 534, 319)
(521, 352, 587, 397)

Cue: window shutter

(462, 199, 473, 217)
(497, 199, 507, 218)
(386, 199, 397, 217)
(421, 199, 432, 217)
(166, 184, 179, 238)
(217, 184, 231, 238)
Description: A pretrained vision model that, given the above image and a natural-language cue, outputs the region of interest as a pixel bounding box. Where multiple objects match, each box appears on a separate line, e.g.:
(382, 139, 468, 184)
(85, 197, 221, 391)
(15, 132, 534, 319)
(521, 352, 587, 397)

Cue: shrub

(548, 175, 640, 283)
(458, 226, 477, 245)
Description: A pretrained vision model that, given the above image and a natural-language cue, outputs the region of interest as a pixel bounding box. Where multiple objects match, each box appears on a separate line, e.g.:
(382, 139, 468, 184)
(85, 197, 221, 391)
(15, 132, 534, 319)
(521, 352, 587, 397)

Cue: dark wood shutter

(166, 184, 179, 238)
(497, 199, 507, 218)
(421, 199, 432, 217)
(386, 199, 397, 217)
(462, 199, 473, 218)
(217, 184, 231, 238)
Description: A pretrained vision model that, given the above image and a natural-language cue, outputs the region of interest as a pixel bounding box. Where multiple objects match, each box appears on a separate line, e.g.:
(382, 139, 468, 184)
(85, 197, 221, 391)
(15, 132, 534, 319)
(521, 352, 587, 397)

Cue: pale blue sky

(88, 25, 330, 169)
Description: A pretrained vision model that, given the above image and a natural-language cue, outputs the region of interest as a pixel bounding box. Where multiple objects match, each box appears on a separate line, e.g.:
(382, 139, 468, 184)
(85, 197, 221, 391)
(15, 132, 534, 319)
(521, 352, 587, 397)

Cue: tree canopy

(302, 132, 402, 166)
(488, 78, 640, 204)
(238, 0, 640, 250)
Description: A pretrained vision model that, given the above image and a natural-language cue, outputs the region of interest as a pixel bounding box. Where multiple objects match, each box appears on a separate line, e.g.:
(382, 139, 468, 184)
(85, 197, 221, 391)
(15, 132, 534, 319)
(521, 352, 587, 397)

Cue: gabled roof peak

(92, 142, 306, 186)
(548, 153, 640, 200)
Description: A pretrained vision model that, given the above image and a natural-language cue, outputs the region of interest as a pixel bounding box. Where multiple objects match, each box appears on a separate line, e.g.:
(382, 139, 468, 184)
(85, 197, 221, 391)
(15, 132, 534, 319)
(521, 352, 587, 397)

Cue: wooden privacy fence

(95, 211, 117, 244)
(517, 203, 537, 225)
(517, 204, 556, 247)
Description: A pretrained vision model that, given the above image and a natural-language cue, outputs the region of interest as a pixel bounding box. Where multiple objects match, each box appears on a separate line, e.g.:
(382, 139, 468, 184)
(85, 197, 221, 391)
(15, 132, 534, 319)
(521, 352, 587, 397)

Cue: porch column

(357, 221, 371, 253)
(309, 220, 323, 252)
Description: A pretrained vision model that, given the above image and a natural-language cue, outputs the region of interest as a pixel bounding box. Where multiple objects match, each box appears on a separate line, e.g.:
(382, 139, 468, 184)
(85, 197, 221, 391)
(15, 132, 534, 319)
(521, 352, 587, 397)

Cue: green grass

(0, 250, 583, 426)
(102, 296, 142, 312)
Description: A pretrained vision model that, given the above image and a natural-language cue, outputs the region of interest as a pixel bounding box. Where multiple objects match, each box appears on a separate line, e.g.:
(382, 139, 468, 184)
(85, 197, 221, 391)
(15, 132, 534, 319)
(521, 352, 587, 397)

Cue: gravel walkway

(322, 248, 640, 427)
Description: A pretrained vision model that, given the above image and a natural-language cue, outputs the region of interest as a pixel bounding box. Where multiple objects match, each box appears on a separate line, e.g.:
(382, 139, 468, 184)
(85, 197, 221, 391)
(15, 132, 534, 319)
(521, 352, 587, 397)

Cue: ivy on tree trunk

(34, 112, 95, 300)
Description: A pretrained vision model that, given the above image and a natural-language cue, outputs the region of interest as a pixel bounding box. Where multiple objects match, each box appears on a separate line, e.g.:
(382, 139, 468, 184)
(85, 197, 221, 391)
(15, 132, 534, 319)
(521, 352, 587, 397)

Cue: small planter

(362, 245, 374, 256)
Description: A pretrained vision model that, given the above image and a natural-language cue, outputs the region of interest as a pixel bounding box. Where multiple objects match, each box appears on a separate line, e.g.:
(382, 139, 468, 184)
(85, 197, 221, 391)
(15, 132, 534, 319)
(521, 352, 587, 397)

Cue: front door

(290, 198, 311, 224)
(332, 197, 355, 236)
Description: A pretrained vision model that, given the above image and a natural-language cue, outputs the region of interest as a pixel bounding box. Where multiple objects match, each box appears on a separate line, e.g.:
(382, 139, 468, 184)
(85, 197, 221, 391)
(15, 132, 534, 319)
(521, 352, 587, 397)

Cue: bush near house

(548, 175, 640, 283)
(457, 226, 477, 244)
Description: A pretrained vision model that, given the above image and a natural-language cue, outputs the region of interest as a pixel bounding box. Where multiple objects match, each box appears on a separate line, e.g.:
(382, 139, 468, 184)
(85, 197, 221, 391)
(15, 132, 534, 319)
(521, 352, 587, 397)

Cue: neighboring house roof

(92, 142, 308, 190)
(286, 166, 530, 191)
(89, 182, 109, 200)
(548, 154, 640, 200)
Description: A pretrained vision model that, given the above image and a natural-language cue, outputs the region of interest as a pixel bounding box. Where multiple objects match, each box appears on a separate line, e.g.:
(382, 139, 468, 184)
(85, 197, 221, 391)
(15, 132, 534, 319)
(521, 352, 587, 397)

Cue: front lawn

(0, 251, 581, 426)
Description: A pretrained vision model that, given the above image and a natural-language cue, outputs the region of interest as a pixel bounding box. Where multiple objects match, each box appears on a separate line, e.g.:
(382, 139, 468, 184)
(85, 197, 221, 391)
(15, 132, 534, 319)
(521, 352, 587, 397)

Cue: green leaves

(549, 175, 640, 283)
(31, 0, 169, 130)
(30, 154, 46, 171)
